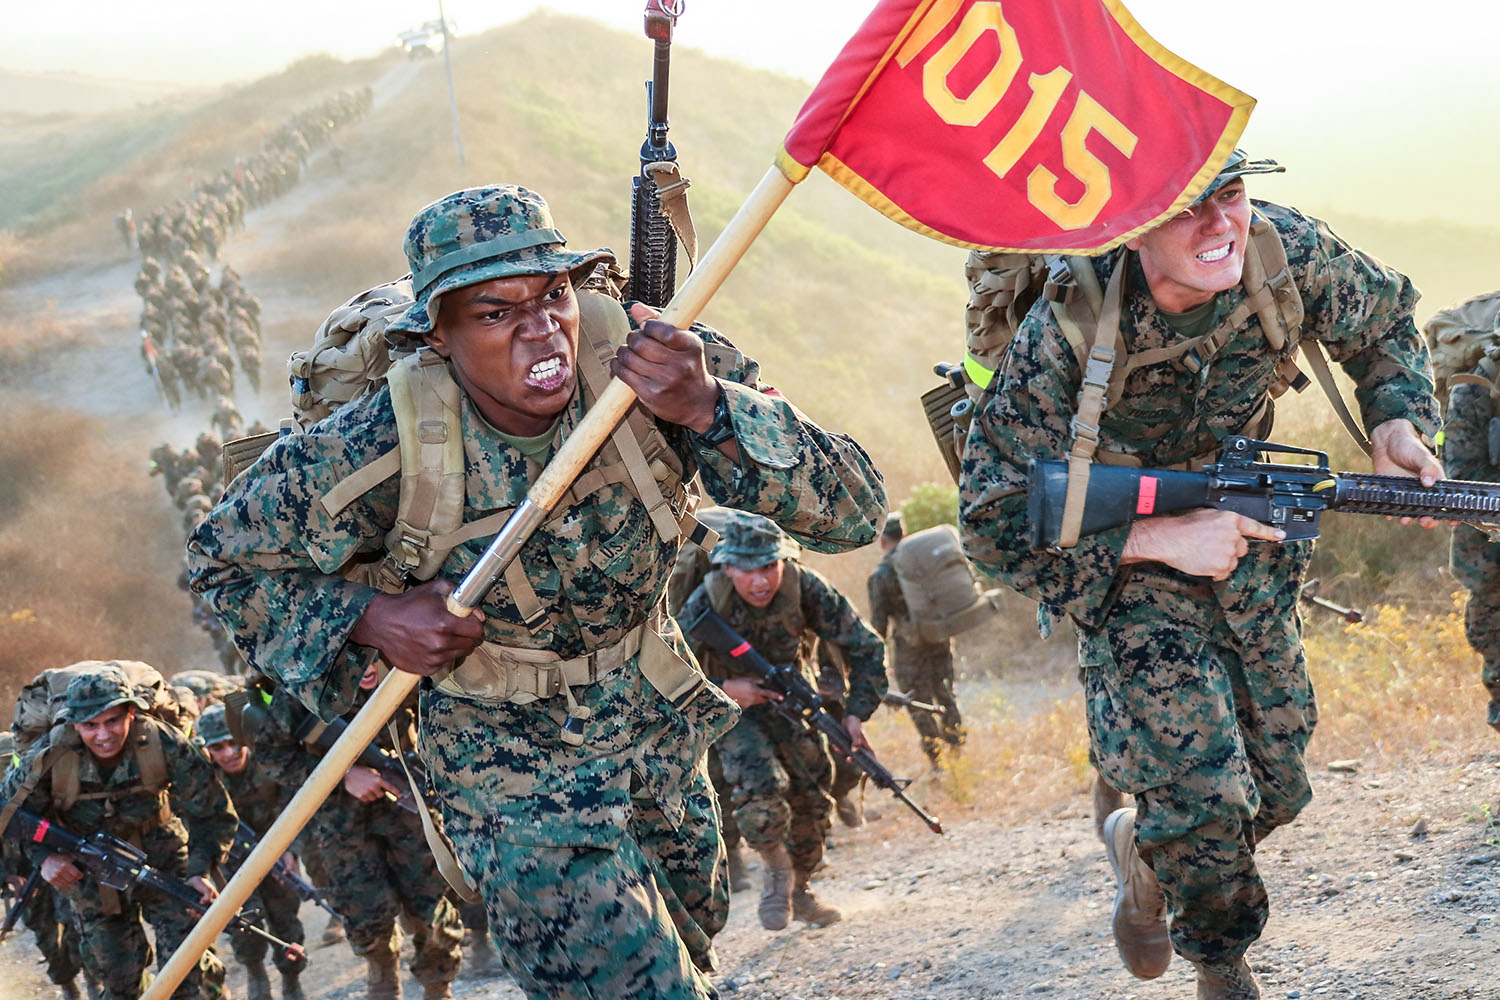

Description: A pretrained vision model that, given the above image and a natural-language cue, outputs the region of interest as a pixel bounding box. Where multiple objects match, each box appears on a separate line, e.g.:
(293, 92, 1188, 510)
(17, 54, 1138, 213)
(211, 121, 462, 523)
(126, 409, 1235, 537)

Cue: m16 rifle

(627, 0, 695, 307)
(1029, 436, 1500, 549)
(292, 713, 426, 816)
(882, 690, 947, 717)
(0, 868, 41, 941)
(1, 806, 304, 963)
(685, 607, 944, 835)
(228, 820, 339, 919)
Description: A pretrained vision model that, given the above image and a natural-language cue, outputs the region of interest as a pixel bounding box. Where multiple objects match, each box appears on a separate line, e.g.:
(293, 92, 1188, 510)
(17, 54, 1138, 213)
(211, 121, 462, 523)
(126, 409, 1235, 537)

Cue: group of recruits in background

(0, 522, 966, 999)
(128, 88, 372, 408)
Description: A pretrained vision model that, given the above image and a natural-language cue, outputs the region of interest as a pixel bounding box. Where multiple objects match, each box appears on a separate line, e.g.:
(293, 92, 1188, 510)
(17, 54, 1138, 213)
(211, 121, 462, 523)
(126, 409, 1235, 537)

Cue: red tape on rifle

(1136, 476, 1158, 516)
(730, 642, 752, 658)
(32, 819, 49, 843)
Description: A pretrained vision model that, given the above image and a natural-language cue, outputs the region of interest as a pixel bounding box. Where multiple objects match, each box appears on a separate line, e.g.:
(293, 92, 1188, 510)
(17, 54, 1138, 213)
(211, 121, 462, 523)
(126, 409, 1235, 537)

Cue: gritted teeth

(1198, 243, 1232, 263)
(529, 356, 562, 380)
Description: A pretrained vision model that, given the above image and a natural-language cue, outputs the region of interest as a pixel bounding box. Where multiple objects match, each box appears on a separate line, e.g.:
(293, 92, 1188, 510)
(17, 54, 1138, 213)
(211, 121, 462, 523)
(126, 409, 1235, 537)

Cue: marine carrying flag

(776, 0, 1255, 254)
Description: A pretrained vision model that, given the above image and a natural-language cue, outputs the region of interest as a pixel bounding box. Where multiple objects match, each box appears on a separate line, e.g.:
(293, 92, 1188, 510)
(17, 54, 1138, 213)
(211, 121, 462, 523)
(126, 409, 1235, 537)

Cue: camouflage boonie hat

(63, 666, 148, 724)
(195, 703, 233, 747)
(1192, 148, 1284, 205)
(385, 184, 614, 339)
(710, 511, 801, 570)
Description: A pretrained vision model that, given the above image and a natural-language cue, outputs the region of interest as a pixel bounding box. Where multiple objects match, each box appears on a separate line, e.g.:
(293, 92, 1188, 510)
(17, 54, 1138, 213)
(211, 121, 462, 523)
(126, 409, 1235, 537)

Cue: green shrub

(900, 481, 959, 533)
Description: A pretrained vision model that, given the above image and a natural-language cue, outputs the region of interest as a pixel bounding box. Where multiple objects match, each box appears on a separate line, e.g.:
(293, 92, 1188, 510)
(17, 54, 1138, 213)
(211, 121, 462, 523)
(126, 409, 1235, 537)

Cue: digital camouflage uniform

(960, 201, 1439, 967)
(0, 669, 236, 999)
(679, 514, 887, 879)
(249, 687, 463, 991)
(195, 705, 309, 986)
(867, 551, 966, 762)
(187, 186, 885, 1000)
(1441, 352, 1500, 734)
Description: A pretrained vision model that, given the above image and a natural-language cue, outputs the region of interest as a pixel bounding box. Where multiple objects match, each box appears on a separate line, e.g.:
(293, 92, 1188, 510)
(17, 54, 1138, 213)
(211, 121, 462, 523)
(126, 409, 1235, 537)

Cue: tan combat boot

(366, 953, 402, 1000)
(756, 843, 793, 930)
(834, 793, 865, 828)
(58, 982, 80, 1000)
(1092, 773, 1127, 843)
(1102, 807, 1172, 979)
(1194, 957, 1261, 1000)
(421, 982, 454, 1000)
(726, 844, 753, 893)
(791, 871, 842, 926)
(320, 915, 347, 947)
(245, 961, 272, 1000)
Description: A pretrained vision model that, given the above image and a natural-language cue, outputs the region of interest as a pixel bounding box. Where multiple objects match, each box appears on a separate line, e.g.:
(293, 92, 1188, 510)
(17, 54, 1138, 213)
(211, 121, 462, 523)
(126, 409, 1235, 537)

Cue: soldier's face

(724, 560, 785, 608)
(1128, 180, 1251, 313)
(424, 272, 581, 437)
(74, 704, 135, 762)
(208, 740, 250, 774)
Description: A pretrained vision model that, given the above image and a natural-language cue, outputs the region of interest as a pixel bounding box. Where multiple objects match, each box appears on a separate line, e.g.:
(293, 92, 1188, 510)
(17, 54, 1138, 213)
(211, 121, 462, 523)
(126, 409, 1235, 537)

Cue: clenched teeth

(529, 357, 562, 379)
(1197, 243, 1231, 263)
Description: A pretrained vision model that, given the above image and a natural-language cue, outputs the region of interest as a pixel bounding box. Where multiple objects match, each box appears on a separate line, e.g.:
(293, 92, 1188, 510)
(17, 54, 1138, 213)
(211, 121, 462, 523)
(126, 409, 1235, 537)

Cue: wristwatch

(693, 385, 736, 447)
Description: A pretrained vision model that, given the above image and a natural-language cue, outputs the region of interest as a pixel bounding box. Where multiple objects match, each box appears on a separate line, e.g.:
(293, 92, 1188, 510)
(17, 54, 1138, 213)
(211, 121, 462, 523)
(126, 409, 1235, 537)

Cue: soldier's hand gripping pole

(146, 166, 798, 1000)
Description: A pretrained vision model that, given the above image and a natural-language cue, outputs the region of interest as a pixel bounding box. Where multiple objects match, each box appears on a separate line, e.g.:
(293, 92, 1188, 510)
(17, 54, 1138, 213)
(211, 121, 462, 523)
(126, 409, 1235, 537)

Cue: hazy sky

(5, 1, 1497, 225)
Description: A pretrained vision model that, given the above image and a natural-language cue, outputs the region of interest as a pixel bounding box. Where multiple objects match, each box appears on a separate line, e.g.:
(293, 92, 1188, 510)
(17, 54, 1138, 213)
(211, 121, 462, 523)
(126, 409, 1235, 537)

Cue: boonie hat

(386, 184, 614, 338)
(63, 667, 148, 724)
(1192, 148, 1284, 205)
(710, 511, 801, 570)
(195, 703, 234, 747)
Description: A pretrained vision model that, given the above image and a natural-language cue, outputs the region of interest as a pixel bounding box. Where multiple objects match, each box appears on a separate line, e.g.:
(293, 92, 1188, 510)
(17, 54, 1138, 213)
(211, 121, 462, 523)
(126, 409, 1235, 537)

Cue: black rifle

(882, 690, 947, 717)
(627, 0, 685, 307)
(1, 806, 304, 962)
(292, 713, 425, 815)
(1299, 579, 1364, 624)
(685, 608, 944, 835)
(0, 868, 42, 941)
(228, 820, 339, 919)
(1029, 435, 1500, 549)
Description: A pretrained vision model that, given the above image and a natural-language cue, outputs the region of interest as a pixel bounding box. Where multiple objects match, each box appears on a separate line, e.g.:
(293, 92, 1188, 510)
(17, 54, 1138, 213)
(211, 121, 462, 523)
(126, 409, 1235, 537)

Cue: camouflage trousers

(442, 765, 727, 1000)
(892, 641, 966, 763)
(62, 881, 227, 1000)
(308, 800, 463, 986)
(706, 747, 741, 848)
(1079, 580, 1314, 966)
(228, 875, 307, 975)
(22, 883, 82, 986)
(1462, 583, 1500, 733)
(716, 706, 833, 875)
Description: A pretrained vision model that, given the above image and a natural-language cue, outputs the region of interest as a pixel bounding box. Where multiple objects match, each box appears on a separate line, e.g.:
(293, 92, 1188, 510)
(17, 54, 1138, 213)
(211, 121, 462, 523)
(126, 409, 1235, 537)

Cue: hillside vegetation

(0, 12, 1494, 701)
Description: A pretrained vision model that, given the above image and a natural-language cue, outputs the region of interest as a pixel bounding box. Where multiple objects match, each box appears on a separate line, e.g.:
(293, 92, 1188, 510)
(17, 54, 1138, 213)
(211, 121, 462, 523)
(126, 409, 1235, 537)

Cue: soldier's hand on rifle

(39, 854, 83, 891)
(1122, 509, 1284, 581)
(719, 678, 781, 708)
(1370, 419, 1448, 528)
(843, 715, 871, 753)
(187, 875, 218, 906)
(617, 304, 739, 457)
(343, 765, 404, 804)
(351, 578, 486, 676)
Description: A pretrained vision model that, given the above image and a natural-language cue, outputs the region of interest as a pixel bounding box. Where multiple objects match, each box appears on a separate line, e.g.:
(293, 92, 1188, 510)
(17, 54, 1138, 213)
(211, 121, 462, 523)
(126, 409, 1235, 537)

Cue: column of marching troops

(126, 88, 373, 409)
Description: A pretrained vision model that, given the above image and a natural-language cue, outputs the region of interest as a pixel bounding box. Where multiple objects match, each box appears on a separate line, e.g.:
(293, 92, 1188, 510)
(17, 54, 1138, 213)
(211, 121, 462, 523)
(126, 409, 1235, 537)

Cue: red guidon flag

(777, 0, 1254, 254)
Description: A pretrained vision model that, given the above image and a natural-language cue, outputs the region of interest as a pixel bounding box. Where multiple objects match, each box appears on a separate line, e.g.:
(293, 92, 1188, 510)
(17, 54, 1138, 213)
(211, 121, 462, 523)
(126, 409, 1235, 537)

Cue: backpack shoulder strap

(133, 716, 169, 793)
(705, 570, 734, 617)
(380, 351, 466, 588)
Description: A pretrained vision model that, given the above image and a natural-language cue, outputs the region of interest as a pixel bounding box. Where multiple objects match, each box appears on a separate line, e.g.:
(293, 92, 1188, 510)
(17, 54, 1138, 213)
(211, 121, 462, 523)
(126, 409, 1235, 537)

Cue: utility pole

(437, 0, 465, 176)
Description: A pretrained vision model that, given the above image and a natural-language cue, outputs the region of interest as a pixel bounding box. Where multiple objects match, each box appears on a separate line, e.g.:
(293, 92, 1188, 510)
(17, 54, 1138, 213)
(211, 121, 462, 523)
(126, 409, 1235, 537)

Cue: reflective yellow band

(1434, 429, 1446, 447)
(964, 353, 996, 390)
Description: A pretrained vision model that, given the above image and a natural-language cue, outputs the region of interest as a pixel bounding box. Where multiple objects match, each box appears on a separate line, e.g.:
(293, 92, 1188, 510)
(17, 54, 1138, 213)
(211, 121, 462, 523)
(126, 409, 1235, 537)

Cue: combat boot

(756, 843, 793, 931)
(834, 793, 864, 828)
(791, 871, 842, 926)
(1194, 957, 1261, 999)
(58, 981, 80, 1000)
(366, 953, 402, 1000)
(1092, 773, 1127, 843)
(1102, 807, 1172, 979)
(320, 914, 346, 946)
(280, 971, 307, 1000)
(83, 972, 102, 1000)
(726, 844, 752, 893)
(245, 961, 272, 1000)
(421, 982, 454, 1000)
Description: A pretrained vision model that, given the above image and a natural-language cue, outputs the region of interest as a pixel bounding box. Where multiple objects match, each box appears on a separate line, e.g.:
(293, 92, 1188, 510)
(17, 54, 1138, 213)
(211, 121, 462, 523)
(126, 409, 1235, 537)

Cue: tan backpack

(1424, 290, 1500, 409)
(888, 524, 995, 643)
(12, 659, 184, 754)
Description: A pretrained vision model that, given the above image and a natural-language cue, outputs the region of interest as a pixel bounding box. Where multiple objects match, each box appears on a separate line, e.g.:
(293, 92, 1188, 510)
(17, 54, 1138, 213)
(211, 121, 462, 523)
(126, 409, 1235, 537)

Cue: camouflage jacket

(960, 201, 1439, 638)
(1443, 363, 1500, 590)
(680, 563, 888, 721)
(0, 716, 236, 880)
(219, 757, 292, 837)
(187, 324, 885, 848)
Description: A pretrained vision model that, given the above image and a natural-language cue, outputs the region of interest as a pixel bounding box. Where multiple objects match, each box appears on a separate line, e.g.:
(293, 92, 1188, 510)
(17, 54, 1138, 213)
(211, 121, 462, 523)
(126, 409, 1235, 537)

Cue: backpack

(926, 213, 1371, 547)
(664, 506, 732, 618)
(12, 659, 184, 754)
(1424, 290, 1500, 410)
(888, 524, 995, 643)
